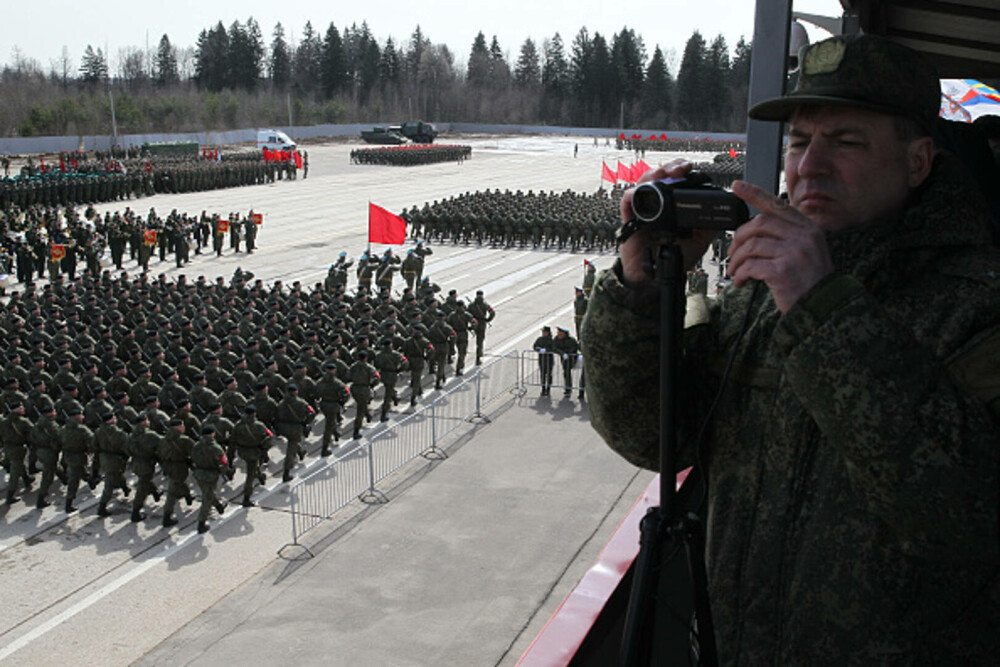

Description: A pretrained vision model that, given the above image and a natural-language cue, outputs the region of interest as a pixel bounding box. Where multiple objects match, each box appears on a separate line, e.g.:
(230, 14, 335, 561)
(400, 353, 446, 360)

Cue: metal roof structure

(839, 0, 1000, 79)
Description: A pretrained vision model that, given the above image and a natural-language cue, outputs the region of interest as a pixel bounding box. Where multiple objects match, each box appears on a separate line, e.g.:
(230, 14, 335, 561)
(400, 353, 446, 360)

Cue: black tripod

(620, 240, 718, 666)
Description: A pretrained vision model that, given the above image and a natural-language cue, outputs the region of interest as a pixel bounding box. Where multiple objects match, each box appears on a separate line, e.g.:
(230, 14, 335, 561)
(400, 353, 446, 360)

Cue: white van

(256, 129, 297, 152)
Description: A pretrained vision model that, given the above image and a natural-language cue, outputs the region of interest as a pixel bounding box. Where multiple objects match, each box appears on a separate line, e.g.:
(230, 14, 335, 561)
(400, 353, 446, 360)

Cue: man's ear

(907, 136, 934, 188)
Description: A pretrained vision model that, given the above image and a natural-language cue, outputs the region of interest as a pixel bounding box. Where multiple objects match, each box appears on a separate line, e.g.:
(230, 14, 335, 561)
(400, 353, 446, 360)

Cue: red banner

(369, 203, 407, 245)
(617, 161, 629, 183)
(50, 244, 66, 262)
(143, 230, 157, 245)
(218, 219, 230, 234)
(252, 212, 263, 225)
(601, 162, 617, 184)
(294, 151, 303, 169)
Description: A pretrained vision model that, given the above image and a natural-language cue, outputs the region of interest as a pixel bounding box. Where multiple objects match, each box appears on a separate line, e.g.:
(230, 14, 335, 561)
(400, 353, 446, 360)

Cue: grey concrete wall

(1, 123, 747, 155)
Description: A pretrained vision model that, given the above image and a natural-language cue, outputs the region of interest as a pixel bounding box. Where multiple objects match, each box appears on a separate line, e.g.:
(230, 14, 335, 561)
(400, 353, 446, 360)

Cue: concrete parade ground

(0, 134, 680, 666)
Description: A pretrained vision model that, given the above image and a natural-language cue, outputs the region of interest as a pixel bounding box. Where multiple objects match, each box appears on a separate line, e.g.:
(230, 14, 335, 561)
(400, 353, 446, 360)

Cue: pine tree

(704, 35, 730, 130)
(641, 46, 673, 127)
(676, 30, 708, 130)
(79, 45, 108, 86)
(293, 21, 321, 94)
(514, 38, 541, 88)
(320, 22, 347, 99)
(194, 22, 229, 91)
(378, 36, 400, 86)
(467, 32, 490, 87)
(154, 34, 180, 87)
(270, 23, 291, 90)
(541, 33, 569, 123)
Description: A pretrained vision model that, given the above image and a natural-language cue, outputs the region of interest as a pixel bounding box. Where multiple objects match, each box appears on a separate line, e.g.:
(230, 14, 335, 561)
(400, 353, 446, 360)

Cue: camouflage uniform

(581, 154, 1000, 663)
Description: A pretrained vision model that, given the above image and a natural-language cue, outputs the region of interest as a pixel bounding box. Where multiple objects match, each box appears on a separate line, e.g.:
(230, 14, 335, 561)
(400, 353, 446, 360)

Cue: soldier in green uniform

(126, 413, 163, 522)
(190, 424, 228, 534)
(313, 362, 350, 455)
(60, 406, 93, 513)
(158, 418, 194, 528)
(402, 328, 432, 406)
(2, 400, 34, 504)
(581, 35, 1000, 662)
(94, 412, 130, 516)
(468, 290, 495, 366)
(373, 339, 407, 422)
(274, 383, 314, 482)
(532, 326, 555, 397)
(551, 327, 579, 397)
(30, 404, 62, 508)
(231, 404, 269, 507)
(347, 350, 380, 439)
(426, 309, 455, 390)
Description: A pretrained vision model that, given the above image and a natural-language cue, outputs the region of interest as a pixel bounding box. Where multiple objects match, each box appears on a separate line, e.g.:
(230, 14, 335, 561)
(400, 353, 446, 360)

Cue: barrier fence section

(283, 351, 521, 554)
(519, 350, 586, 394)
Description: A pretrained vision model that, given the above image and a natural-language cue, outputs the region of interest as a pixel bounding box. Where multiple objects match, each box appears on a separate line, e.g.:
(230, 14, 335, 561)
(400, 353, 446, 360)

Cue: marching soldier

(2, 400, 34, 504)
(347, 350, 380, 439)
(274, 383, 314, 482)
(94, 412, 130, 517)
(158, 418, 194, 528)
(190, 424, 228, 534)
(468, 290, 495, 366)
(373, 339, 407, 422)
(231, 404, 270, 507)
(127, 413, 163, 522)
(60, 406, 93, 513)
(314, 362, 350, 455)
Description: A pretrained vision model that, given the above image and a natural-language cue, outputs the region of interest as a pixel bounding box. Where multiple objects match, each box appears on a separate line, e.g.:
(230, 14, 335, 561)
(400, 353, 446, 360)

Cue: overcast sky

(4, 0, 843, 74)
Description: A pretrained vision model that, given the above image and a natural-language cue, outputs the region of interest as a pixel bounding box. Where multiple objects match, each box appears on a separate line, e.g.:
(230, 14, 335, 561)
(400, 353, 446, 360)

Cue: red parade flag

(618, 132, 626, 140)
(729, 147, 738, 158)
(143, 230, 157, 246)
(59, 155, 65, 172)
(635, 160, 651, 179)
(50, 244, 66, 262)
(218, 219, 230, 234)
(617, 161, 630, 182)
(294, 151, 303, 169)
(659, 133, 668, 140)
(369, 203, 407, 245)
(251, 212, 263, 226)
(601, 162, 617, 183)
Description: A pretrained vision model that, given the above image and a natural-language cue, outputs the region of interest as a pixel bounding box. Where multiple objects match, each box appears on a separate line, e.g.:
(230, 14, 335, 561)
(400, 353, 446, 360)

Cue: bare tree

(117, 47, 148, 91)
(49, 46, 74, 89)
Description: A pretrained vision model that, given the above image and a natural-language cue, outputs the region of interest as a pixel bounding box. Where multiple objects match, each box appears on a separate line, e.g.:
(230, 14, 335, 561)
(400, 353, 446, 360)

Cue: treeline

(1, 18, 752, 138)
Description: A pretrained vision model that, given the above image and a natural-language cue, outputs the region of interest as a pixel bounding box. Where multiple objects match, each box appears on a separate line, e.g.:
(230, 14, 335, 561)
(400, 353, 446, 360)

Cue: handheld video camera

(631, 172, 749, 238)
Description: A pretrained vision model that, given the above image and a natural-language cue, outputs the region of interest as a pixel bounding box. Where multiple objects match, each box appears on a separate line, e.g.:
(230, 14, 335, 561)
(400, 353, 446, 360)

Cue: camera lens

(632, 183, 665, 222)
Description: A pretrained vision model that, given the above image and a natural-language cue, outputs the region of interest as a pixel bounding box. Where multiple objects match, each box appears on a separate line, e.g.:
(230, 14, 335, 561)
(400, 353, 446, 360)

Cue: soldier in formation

(0, 236, 498, 522)
(350, 144, 471, 166)
(402, 188, 619, 252)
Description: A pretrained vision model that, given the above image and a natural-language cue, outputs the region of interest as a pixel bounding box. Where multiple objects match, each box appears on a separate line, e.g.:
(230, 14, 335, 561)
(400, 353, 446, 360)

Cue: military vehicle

(360, 127, 407, 145)
(396, 121, 438, 144)
(360, 121, 438, 145)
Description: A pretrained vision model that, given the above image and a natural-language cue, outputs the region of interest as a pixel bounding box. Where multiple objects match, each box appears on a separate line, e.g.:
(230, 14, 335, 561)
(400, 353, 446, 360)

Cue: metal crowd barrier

(519, 349, 586, 395)
(282, 350, 522, 555)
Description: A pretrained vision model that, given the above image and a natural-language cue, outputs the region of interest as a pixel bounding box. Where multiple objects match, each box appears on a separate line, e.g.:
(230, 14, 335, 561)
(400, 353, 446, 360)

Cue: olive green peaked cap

(749, 34, 940, 134)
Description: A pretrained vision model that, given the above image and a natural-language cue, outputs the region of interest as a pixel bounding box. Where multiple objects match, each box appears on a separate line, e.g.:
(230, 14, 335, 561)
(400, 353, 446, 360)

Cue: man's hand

(619, 159, 717, 286)
(728, 180, 834, 313)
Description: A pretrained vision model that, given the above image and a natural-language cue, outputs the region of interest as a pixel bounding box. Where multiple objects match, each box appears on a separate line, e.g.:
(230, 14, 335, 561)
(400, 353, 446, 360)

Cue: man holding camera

(582, 34, 1000, 662)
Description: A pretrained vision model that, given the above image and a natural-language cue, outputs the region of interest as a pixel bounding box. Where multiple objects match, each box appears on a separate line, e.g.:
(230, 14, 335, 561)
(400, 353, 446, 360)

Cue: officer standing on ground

(532, 326, 555, 396)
